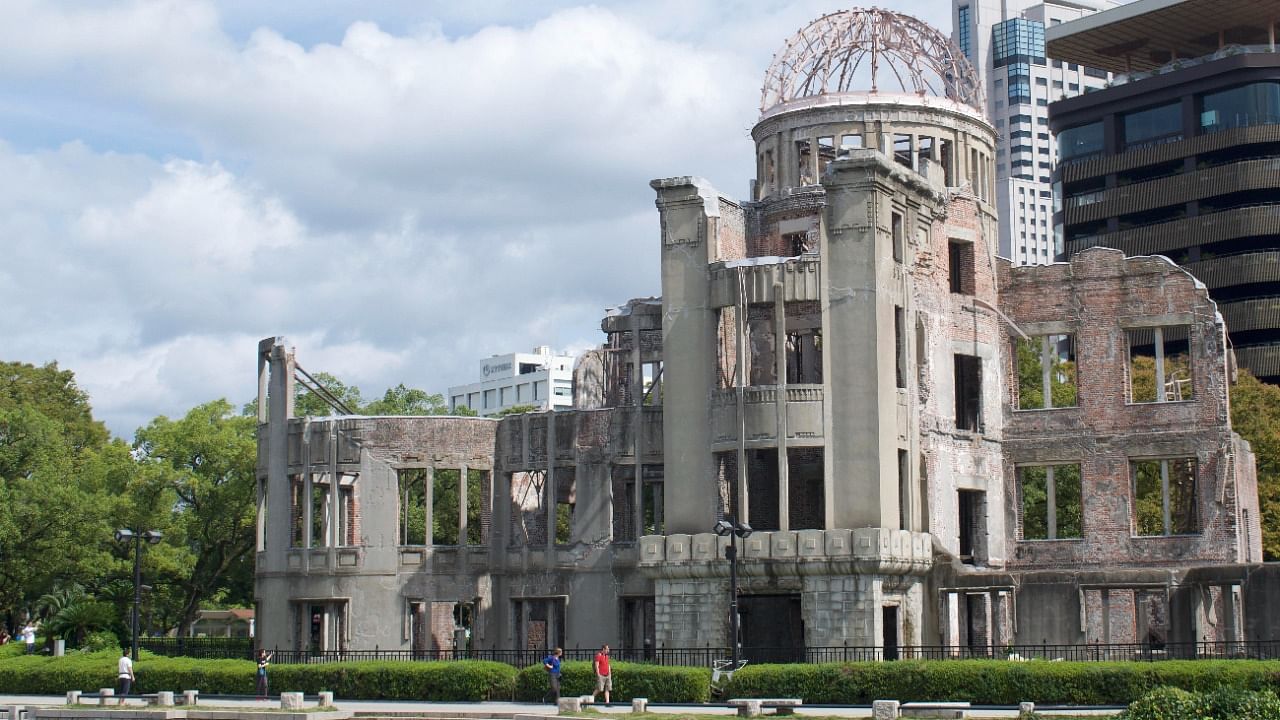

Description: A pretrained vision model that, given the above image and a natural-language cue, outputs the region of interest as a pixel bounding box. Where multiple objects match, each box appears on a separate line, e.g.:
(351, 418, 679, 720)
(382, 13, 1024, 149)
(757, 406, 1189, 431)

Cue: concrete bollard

(280, 692, 305, 710)
(155, 692, 174, 707)
(98, 689, 115, 706)
(631, 698, 648, 713)
(65, 691, 81, 705)
(579, 695, 594, 705)
(557, 697, 583, 713)
(182, 690, 199, 706)
(873, 699, 901, 719)
(1018, 702, 1035, 717)
(318, 692, 334, 707)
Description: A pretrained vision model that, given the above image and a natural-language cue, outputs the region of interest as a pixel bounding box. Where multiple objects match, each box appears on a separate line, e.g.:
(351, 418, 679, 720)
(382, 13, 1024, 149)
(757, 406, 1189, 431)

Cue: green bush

(724, 660, 1280, 705)
(1120, 686, 1280, 720)
(0, 652, 516, 701)
(514, 661, 710, 703)
(1199, 686, 1280, 720)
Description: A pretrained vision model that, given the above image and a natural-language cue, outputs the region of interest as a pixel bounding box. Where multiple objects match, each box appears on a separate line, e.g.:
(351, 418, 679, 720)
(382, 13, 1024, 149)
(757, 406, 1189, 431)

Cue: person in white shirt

(22, 624, 35, 654)
(117, 651, 135, 704)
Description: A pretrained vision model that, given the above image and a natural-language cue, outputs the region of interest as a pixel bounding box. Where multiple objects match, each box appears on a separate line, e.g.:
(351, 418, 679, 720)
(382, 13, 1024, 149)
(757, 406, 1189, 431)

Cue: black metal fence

(137, 640, 1280, 665)
(138, 637, 254, 659)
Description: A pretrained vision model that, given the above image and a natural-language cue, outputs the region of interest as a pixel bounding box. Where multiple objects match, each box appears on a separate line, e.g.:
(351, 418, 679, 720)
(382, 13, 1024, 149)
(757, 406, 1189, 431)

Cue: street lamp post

(115, 528, 163, 661)
(713, 516, 752, 668)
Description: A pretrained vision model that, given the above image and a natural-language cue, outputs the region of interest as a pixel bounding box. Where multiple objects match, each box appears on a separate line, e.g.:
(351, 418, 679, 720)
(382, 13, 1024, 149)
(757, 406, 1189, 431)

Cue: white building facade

(953, 0, 1115, 265)
(448, 346, 574, 416)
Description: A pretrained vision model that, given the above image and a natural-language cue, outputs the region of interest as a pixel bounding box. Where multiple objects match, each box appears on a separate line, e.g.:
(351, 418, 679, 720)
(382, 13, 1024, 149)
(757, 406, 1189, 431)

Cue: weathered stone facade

(253, 11, 1264, 658)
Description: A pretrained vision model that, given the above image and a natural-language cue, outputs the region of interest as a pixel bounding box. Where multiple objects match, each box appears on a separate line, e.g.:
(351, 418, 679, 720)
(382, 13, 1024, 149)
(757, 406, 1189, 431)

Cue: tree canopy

(1230, 369, 1280, 560)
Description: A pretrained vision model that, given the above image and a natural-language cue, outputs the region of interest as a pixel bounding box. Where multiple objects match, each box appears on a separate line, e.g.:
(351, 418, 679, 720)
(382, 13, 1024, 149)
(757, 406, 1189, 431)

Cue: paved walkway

(0, 694, 1119, 718)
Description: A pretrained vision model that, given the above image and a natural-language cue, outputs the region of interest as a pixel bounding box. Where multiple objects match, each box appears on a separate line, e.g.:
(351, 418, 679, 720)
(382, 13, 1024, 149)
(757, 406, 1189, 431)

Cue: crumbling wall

(999, 248, 1253, 569)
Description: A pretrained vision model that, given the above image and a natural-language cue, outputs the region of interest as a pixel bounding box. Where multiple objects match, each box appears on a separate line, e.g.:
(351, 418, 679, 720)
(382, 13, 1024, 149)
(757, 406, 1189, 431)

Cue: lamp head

(142, 530, 163, 544)
(734, 522, 754, 539)
(713, 519, 734, 537)
(114, 529, 134, 543)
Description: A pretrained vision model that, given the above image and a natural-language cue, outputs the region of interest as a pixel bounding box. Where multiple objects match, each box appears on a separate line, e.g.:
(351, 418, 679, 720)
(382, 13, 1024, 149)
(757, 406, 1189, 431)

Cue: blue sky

(1, 0, 943, 437)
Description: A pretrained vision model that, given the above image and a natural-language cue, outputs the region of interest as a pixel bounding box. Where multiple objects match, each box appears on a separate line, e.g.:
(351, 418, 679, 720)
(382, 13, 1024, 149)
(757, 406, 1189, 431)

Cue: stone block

(818, 529, 849, 556)
(873, 700, 900, 719)
(98, 689, 115, 706)
(639, 536, 665, 564)
(318, 691, 334, 707)
(665, 534, 691, 562)
(65, 691, 81, 705)
(558, 697, 583, 712)
(632, 698, 648, 713)
(155, 692, 174, 707)
(735, 700, 763, 717)
(1018, 702, 1035, 717)
(770, 531, 798, 558)
(691, 533, 717, 561)
(852, 528, 880, 559)
(182, 690, 199, 706)
(743, 532, 769, 558)
(280, 692, 305, 710)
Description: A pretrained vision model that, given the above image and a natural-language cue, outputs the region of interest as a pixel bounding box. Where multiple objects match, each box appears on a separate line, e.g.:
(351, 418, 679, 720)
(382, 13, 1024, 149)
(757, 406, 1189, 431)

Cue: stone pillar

(183, 690, 199, 706)
(155, 692, 174, 707)
(653, 177, 725, 534)
(65, 692, 81, 705)
(774, 287, 789, 530)
(318, 692, 334, 707)
(280, 692, 305, 710)
(98, 689, 114, 706)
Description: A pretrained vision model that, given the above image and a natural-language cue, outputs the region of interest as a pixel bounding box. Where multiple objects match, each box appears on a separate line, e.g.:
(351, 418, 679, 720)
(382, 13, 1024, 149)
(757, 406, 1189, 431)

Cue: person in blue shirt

(542, 647, 563, 704)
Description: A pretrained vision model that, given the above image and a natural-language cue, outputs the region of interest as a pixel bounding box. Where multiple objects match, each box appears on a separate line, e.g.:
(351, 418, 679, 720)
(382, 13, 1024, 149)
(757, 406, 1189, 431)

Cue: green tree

(0, 361, 109, 452)
(1230, 370, 1280, 560)
(132, 400, 257, 635)
(364, 384, 448, 415)
(493, 404, 538, 417)
(0, 362, 118, 633)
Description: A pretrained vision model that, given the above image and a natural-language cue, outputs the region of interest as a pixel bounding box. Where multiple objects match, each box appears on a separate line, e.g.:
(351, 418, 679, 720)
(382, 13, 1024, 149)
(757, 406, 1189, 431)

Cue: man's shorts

(595, 674, 613, 692)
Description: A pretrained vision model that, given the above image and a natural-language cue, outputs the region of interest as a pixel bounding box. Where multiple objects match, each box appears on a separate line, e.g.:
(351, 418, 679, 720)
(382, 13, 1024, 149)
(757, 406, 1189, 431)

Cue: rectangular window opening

(1133, 458, 1198, 536)
(954, 354, 982, 432)
(399, 469, 428, 545)
(1015, 334, 1077, 409)
(1126, 326, 1193, 403)
(1019, 464, 1082, 540)
(948, 239, 975, 295)
(894, 306, 907, 389)
(891, 211, 904, 263)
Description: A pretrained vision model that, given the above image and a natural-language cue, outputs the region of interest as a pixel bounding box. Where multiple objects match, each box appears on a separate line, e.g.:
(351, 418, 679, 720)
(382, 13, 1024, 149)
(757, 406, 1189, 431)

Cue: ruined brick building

(253, 9, 1269, 659)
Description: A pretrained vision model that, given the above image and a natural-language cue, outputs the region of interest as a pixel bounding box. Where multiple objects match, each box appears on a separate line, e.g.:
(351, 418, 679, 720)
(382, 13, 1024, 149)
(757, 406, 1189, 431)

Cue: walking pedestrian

(256, 649, 274, 700)
(117, 649, 135, 705)
(542, 647, 563, 704)
(591, 643, 612, 704)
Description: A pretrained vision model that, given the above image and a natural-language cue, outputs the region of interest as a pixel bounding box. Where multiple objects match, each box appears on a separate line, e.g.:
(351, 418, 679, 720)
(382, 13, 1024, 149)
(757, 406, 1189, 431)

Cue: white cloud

(0, 1, 963, 437)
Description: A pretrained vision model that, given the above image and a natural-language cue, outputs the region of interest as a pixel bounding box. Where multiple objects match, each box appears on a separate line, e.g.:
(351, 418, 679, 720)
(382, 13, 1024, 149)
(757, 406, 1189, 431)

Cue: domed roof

(761, 7, 983, 114)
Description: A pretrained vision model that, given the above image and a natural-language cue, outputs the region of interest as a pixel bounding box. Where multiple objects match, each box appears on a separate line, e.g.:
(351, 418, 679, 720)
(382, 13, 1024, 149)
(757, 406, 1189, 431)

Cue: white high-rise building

(953, 0, 1117, 265)
(447, 346, 575, 416)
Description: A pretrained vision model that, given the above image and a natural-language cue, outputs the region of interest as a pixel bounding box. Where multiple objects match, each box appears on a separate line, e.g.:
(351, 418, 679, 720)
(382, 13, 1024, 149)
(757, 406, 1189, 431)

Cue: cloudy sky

(2, 0, 944, 438)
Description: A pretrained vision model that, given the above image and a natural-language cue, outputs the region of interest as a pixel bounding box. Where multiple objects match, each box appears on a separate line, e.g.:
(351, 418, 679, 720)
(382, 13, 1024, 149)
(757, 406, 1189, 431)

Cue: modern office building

(953, 0, 1115, 265)
(253, 8, 1268, 661)
(1049, 0, 1280, 380)
(447, 346, 575, 416)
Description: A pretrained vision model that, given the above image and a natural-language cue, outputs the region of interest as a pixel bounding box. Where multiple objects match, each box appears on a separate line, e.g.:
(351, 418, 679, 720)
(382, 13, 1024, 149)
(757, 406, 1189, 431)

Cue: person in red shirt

(591, 643, 612, 704)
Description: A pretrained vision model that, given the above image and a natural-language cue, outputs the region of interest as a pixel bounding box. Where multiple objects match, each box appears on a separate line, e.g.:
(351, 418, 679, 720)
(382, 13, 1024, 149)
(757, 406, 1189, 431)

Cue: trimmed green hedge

(1122, 686, 1280, 720)
(724, 660, 1280, 705)
(5, 652, 1280, 706)
(0, 651, 517, 701)
(514, 660, 710, 703)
